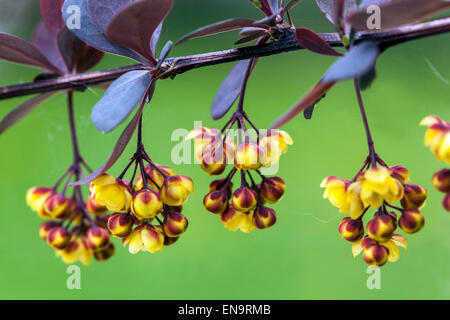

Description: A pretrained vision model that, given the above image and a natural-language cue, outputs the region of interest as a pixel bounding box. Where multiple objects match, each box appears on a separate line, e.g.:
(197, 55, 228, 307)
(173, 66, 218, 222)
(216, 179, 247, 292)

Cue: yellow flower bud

(86, 227, 110, 250)
(234, 142, 263, 170)
(400, 184, 427, 209)
(433, 169, 450, 193)
(39, 221, 61, 240)
(360, 167, 404, 208)
(94, 243, 115, 261)
(232, 187, 258, 212)
(338, 217, 364, 242)
(260, 177, 285, 204)
(367, 214, 396, 242)
(44, 194, 71, 219)
(90, 174, 132, 212)
(107, 212, 133, 237)
(163, 212, 189, 237)
(363, 243, 389, 267)
(203, 190, 229, 214)
(254, 206, 277, 229)
(258, 130, 293, 167)
(86, 193, 108, 216)
(398, 208, 425, 234)
(26, 187, 54, 218)
(160, 175, 194, 206)
(131, 189, 163, 220)
(56, 236, 93, 265)
(47, 227, 71, 250)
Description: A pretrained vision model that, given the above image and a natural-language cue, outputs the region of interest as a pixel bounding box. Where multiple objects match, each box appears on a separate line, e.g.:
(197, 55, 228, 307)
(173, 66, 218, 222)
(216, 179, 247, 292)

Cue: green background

(0, 0, 449, 299)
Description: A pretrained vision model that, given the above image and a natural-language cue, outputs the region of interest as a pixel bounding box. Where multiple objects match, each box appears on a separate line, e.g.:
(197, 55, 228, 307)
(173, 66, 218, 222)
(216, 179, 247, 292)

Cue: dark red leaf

(315, 0, 357, 29)
(235, 31, 268, 45)
(0, 32, 59, 73)
(0, 92, 55, 134)
(176, 18, 257, 45)
(347, 0, 450, 30)
(40, 0, 65, 37)
(295, 28, 342, 56)
(270, 81, 335, 129)
(106, 0, 174, 65)
(70, 80, 157, 186)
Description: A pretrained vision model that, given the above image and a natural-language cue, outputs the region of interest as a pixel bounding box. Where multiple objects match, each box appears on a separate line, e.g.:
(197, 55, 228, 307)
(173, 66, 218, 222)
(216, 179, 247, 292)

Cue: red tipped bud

(160, 175, 194, 206)
(390, 166, 410, 183)
(209, 179, 233, 198)
(260, 177, 285, 204)
(163, 212, 189, 237)
(338, 217, 364, 242)
(200, 146, 228, 176)
(107, 213, 133, 237)
(131, 189, 163, 220)
(433, 169, 450, 193)
(400, 184, 427, 209)
(203, 190, 228, 214)
(367, 214, 396, 242)
(47, 227, 71, 250)
(232, 187, 258, 212)
(39, 221, 61, 240)
(254, 206, 277, 229)
(86, 193, 108, 216)
(86, 227, 110, 250)
(399, 208, 425, 234)
(44, 194, 71, 219)
(363, 243, 389, 267)
(94, 243, 115, 261)
(234, 142, 263, 170)
(443, 194, 450, 212)
(154, 225, 180, 246)
(26, 187, 54, 218)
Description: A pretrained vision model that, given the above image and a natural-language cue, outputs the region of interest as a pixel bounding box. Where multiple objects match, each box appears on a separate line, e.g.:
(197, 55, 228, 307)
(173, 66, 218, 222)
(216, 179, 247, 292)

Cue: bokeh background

(0, 0, 449, 300)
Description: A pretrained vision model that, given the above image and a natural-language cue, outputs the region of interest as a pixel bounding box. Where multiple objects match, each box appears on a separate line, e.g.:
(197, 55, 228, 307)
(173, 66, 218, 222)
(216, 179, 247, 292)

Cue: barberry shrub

(0, 0, 449, 267)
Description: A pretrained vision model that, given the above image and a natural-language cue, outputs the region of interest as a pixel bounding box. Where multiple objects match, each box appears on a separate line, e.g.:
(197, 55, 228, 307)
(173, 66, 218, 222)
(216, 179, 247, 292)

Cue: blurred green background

(0, 0, 449, 300)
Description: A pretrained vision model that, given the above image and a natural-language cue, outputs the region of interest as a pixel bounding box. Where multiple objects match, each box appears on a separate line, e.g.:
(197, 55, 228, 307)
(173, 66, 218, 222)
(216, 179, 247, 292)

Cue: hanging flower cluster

(421, 115, 450, 211)
(322, 159, 427, 267)
(187, 112, 292, 233)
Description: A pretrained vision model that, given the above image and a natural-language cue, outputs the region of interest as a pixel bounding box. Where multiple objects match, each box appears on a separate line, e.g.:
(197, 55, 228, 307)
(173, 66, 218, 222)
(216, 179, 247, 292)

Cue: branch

(1, 17, 449, 101)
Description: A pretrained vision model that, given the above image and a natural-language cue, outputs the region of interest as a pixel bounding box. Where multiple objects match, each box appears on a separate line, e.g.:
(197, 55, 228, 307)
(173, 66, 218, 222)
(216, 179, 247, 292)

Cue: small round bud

(140, 225, 165, 253)
(232, 187, 258, 212)
(163, 212, 189, 237)
(26, 187, 54, 218)
(39, 221, 61, 240)
(400, 184, 427, 209)
(338, 217, 364, 242)
(107, 213, 133, 237)
(200, 146, 228, 176)
(363, 243, 389, 267)
(367, 214, 396, 242)
(254, 206, 277, 229)
(390, 166, 410, 183)
(234, 142, 263, 171)
(399, 208, 425, 234)
(131, 189, 163, 220)
(94, 243, 115, 261)
(86, 193, 108, 216)
(160, 175, 194, 206)
(47, 227, 71, 250)
(86, 227, 110, 250)
(44, 194, 71, 219)
(443, 194, 450, 212)
(260, 177, 285, 204)
(203, 190, 228, 214)
(433, 169, 450, 193)
(209, 179, 233, 198)
(154, 225, 180, 246)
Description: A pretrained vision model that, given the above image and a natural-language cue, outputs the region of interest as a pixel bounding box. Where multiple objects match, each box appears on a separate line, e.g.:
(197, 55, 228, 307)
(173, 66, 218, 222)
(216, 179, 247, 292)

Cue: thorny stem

(354, 78, 376, 167)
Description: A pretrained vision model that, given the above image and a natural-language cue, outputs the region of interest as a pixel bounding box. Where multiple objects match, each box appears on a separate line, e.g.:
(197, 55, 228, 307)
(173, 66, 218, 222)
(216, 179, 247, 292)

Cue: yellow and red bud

(209, 179, 233, 198)
(57, 236, 93, 265)
(90, 174, 132, 212)
(234, 142, 263, 171)
(86, 227, 110, 250)
(367, 214, 396, 242)
(26, 187, 55, 218)
(163, 212, 189, 237)
(153, 225, 180, 246)
(400, 184, 427, 209)
(254, 206, 277, 229)
(160, 175, 194, 206)
(47, 227, 71, 250)
(203, 190, 228, 214)
(93, 242, 115, 261)
(232, 187, 258, 212)
(200, 146, 228, 176)
(338, 217, 364, 242)
(260, 177, 285, 204)
(39, 221, 61, 240)
(107, 213, 133, 237)
(433, 169, 450, 193)
(443, 194, 450, 212)
(390, 166, 411, 183)
(44, 194, 71, 219)
(86, 193, 108, 216)
(220, 208, 256, 233)
(131, 189, 163, 220)
(140, 225, 165, 253)
(363, 243, 389, 267)
(398, 208, 425, 234)
(136, 164, 176, 190)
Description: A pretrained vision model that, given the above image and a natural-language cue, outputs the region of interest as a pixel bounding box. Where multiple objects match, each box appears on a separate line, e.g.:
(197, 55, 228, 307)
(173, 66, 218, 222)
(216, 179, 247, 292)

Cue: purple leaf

(211, 59, 254, 120)
(70, 80, 157, 186)
(106, 0, 174, 65)
(0, 92, 55, 134)
(359, 0, 390, 8)
(87, 0, 132, 32)
(155, 41, 173, 70)
(40, 0, 66, 37)
(322, 41, 379, 82)
(75, 46, 104, 73)
(91, 70, 152, 133)
(0, 32, 59, 73)
(269, 0, 279, 12)
(295, 28, 342, 56)
(62, 0, 144, 62)
(285, 0, 303, 11)
(270, 81, 336, 129)
(31, 21, 67, 74)
(151, 23, 163, 57)
(315, 0, 357, 26)
(176, 18, 257, 45)
(347, 0, 450, 30)
(235, 31, 268, 45)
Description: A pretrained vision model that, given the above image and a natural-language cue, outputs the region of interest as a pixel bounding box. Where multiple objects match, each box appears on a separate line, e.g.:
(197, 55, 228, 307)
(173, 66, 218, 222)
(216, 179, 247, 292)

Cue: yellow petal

(391, 234, 407, 248)
(352, 240, 363, 257)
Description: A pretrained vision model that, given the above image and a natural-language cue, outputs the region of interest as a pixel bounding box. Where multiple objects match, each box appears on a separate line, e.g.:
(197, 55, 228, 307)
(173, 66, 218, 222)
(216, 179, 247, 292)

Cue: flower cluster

(27, 169, 114, 265)
(93, 153, 193, 254)
(421, 116, 450, 211)
(187, 113, 292, 233)
(322, 158, 426, 267)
